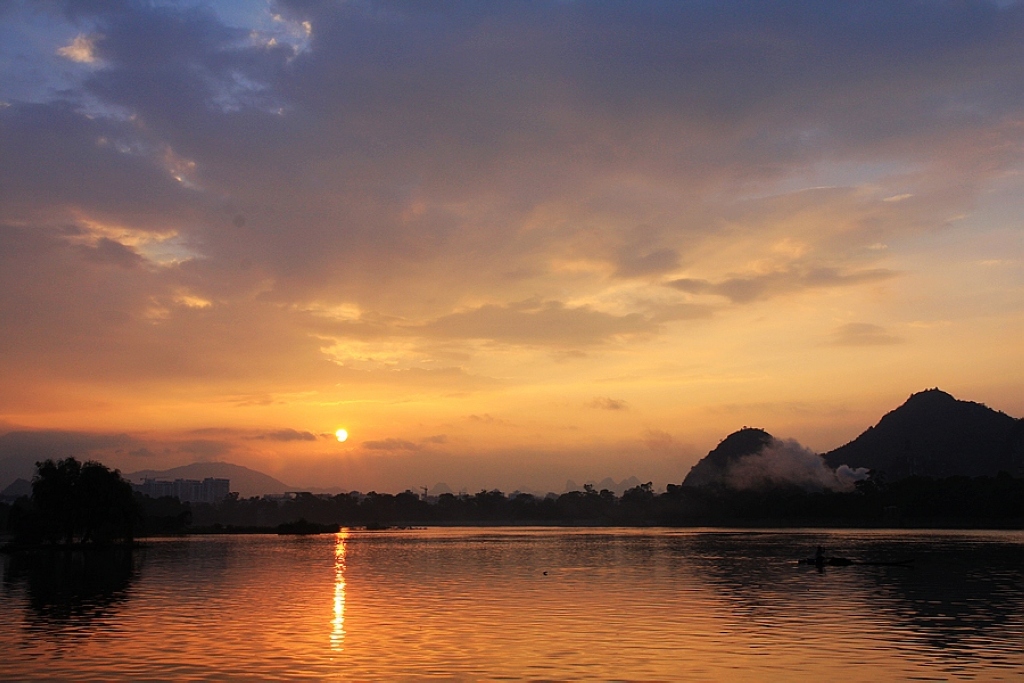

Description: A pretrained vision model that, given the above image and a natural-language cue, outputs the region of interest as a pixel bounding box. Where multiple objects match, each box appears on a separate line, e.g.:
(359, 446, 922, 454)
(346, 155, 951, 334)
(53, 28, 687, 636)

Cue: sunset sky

(1, 0, 1022, 493)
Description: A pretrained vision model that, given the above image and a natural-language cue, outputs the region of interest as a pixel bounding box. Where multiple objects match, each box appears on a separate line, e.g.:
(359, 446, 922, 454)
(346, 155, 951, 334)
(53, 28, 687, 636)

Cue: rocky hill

(682, 427, 775, 487)
(823, 389, 1022, 479)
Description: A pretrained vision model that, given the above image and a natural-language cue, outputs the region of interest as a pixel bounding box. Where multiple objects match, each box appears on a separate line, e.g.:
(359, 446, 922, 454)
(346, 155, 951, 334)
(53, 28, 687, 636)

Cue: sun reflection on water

(331, 529, 348, 651)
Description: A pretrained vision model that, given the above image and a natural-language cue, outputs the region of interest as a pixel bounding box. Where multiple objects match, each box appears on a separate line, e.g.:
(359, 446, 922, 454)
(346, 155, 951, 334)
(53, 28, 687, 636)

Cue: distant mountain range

(124, 462, 293, 498)
(683, 389, 1023, 489)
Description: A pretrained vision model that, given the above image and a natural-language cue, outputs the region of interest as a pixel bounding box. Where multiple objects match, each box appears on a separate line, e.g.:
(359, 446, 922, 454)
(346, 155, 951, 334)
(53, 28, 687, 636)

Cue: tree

(14, 458, 138, 547)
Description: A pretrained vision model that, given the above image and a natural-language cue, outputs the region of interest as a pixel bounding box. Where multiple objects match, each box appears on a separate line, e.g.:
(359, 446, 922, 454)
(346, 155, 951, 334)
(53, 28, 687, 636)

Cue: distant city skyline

(1, 1, 1021, 493)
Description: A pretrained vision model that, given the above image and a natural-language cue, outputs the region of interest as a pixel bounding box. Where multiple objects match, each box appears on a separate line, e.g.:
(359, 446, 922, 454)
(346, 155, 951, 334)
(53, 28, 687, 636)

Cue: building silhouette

(133, 477, 230, 504)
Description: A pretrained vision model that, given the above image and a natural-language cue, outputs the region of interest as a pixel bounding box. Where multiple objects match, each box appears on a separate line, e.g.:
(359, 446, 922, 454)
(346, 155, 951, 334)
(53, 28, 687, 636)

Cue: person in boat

(815, 545, 825, 564)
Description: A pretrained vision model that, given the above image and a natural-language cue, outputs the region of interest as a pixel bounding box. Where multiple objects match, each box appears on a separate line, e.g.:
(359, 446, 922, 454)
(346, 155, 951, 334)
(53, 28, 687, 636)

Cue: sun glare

(335, 428, 349, 442)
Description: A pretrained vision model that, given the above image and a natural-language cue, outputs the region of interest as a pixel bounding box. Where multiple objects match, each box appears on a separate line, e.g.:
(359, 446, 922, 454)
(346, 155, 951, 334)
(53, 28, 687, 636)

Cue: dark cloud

(614, 248, 682, 278)
(0, 430, 137, 483)
(0, 429, 134, 458)
(3, 0, 1013, 306)
(78, 237, 144, 269)
(667, 267, 898, 303)
(0, 102, 203, 226)
(2, 0, 1017, 317)
(590, 397, 629, 411)
(246, 429, 319, 442)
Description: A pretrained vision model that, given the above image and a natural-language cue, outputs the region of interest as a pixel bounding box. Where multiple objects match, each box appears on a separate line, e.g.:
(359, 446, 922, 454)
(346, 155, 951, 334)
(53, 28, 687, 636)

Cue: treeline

(2, 461, 1022, 544)
(140, 473, 1023, 531)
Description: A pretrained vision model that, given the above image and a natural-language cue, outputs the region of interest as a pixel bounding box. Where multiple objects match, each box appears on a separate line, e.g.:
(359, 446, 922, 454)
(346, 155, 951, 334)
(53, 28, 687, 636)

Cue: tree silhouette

(12, 458, 138, 547)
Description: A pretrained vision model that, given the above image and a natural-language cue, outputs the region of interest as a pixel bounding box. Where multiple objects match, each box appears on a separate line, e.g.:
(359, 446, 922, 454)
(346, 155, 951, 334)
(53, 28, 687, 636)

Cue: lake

(1, 528, 1021, 680)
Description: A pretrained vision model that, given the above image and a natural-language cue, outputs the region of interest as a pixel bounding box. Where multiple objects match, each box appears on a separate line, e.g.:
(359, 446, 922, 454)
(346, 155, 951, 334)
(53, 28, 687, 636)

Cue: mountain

(125, 462, 293, 498)
(823, 389, 1023, 479)
(0, 477, 32, 502)
(682, 427, 775, 487)
(0, 455, 36, 492)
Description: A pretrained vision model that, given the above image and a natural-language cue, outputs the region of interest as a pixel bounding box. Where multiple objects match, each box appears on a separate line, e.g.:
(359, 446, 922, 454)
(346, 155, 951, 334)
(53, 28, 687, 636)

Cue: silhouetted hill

(682, 428, 775, 487)
(125, 462, 293, 498)
(1, 477, 32, 502)
(0, 454, 40, 490)
(824, 389, 1023, 479)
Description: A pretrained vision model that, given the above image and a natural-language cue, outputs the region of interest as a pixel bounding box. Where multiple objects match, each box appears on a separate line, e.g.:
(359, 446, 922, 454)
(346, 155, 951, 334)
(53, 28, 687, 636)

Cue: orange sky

(1, 1, 1021, 492)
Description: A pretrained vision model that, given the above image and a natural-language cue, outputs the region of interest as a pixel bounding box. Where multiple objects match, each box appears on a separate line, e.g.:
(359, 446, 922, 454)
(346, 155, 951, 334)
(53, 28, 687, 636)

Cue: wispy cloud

(829, 323, 903, 347)
(363, 438, 423, 452)
(246, 429, 319, 442)
(590, 397, 629, 411)
(57, 34, 99, 64)
(667, 267, 898, 304)
(423, 299, 659, 347)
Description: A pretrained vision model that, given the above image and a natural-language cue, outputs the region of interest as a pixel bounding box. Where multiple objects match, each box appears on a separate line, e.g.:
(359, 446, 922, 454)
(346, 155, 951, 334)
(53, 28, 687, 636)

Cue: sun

(335, 428, 349, 442)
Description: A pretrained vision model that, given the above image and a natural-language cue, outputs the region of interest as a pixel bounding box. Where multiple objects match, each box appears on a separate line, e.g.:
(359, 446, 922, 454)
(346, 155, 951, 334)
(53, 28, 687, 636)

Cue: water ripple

(0, 529, 1021, 680)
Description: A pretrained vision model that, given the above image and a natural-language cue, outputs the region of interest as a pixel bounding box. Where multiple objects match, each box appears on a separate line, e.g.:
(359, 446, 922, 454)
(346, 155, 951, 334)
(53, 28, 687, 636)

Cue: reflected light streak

(331, 529, 348, 651)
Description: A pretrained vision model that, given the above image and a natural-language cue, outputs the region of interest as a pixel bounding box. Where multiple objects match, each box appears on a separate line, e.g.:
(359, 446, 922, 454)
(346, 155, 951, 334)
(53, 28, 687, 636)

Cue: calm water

(1, 528, 1021, 681)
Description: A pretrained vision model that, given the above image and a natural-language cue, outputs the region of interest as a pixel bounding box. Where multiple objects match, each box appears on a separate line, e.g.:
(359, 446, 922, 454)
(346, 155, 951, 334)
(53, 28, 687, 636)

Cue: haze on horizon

(1, 0, 1022, 494)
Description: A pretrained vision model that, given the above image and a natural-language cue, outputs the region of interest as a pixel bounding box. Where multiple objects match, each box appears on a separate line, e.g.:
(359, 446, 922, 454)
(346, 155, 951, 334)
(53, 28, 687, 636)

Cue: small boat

(799, 556, 853, 566)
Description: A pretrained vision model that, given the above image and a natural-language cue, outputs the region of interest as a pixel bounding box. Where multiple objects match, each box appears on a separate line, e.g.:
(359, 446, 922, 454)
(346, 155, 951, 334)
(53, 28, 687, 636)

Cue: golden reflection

(331, 529, 348, 651)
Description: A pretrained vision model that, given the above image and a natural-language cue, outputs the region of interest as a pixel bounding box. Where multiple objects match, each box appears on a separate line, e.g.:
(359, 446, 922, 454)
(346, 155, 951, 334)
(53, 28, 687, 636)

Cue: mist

(725, 438, 869, 492)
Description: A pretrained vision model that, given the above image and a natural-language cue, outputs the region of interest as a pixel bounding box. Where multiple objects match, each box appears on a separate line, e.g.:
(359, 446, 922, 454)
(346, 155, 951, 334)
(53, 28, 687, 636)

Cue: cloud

(0, 430, 134, 459)
(829, 322, 903, 346)
(643, 429, 676, 452)
(0, 0, 1021, 492)
(615, 248, 682, 278)
(57, 34, 100, 63)
(174, 440, 232, 461)
(247, 429, 319, 442)
(466, 414, 510, 425)
(0, 430, 138, 483)
(423, 299, 659, 347)
(363, 438, 423, 452)
(835, 464, 871, 487)
(78, 237, 145, 269)
(667, 267, 898, 304)
(590, 397, 629, 411)
(725, 438, 852, 492)
(363, 434, 449, 452)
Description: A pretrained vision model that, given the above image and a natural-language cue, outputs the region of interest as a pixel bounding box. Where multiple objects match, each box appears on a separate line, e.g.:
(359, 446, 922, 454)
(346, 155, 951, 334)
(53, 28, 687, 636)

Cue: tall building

(134, 477, 231, 504)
